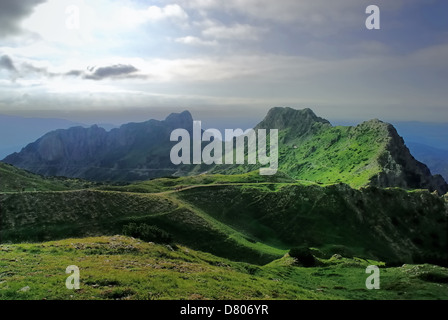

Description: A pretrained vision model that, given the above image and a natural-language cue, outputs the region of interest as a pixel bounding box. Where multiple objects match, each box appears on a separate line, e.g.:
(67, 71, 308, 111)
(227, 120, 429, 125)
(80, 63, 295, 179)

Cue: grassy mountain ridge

(1, 171, 446, 266)
(176, 183, 448, 265)
(0, 162, 96, 192)
(0, 187, 284, 264)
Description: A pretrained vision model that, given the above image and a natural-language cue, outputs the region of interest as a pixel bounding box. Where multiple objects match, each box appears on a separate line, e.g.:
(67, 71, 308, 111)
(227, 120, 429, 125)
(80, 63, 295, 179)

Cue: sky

(0, 0, 447, 127)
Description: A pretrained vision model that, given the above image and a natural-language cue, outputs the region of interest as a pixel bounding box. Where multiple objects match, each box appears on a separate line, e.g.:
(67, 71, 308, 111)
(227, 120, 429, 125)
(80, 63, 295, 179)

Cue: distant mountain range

(3, 111, 194, 182)
(0, 114, 118, 159)
(3, 108, 448, 194)
(393, 121, 448, 150)
(406, 142, 448, 182)
(393, 122, 448, 182)
(0, 115, 84, 159)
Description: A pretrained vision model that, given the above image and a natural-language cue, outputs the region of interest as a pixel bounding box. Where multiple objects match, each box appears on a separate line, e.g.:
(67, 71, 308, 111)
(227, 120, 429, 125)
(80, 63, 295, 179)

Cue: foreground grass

(0, 236, 447, 300)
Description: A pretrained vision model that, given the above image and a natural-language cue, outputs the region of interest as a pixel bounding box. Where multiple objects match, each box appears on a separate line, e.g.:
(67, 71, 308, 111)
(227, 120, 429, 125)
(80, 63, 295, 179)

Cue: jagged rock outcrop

(365, 119, 447, 193)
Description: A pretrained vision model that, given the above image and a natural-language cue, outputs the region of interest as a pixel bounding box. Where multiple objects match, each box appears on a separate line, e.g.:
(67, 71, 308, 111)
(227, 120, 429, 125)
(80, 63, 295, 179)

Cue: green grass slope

(0, 162, 97, 192)
(0, 189, 284, 265)
(0, 236, 447, 300)
(2, 176, 446, 266)
(176, 183, 448, 265)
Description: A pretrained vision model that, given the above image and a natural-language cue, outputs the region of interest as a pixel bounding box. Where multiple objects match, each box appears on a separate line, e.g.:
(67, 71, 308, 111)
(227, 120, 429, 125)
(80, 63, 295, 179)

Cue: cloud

(0, 55, 141, 81)
(175, 36, 218, 46)
(119, 4, 189, 26)
(0, 55, 17, 72)
(202, 23, 265, 41)
(65, 70, 83, 77)
(179, 0, 414, 36)
(2, 56, 58, 79)
(0, 55, 54, 80)
(146, 4, 189, 21)
(1, 0, 447, 125)
(83, 64, 140, 80)
(174, 21, 266, 49)
(0, 0, 46, 37)
(22, 61, 54, 76)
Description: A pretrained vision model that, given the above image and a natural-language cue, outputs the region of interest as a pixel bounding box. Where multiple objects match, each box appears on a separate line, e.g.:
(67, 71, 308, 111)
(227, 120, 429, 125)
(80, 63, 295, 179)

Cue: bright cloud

(175, 36, 218, 46)
(202, 23, 265, 41)
(147, 4, 189, 21)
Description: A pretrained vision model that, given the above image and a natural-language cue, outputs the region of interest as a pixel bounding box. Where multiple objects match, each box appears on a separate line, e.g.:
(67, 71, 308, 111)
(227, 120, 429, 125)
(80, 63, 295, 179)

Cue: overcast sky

(0, 0, 447, 126)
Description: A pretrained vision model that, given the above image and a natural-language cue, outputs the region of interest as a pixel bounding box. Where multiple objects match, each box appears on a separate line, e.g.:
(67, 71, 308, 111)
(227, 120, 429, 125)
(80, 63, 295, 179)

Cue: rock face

(3, 111, 193, 181)
(366, 119, 448, 193)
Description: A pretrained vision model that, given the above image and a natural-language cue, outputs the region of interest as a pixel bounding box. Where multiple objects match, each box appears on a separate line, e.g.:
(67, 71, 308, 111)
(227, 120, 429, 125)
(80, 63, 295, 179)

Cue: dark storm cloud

(0, 55, 17, 72)
(83, 64, 140, 80)
(0, 0, 47, 37)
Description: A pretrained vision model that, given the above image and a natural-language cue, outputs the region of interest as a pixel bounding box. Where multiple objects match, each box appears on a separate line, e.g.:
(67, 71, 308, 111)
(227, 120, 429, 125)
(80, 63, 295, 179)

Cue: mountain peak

(164, 110, 193, 128)
(358, 118, 393, 129)
(259, 107, 330, 128)
(355, 118, 397, 138)
(255, 107, 331, 139)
